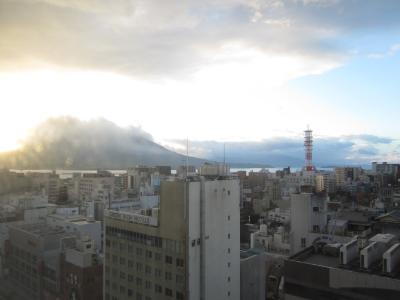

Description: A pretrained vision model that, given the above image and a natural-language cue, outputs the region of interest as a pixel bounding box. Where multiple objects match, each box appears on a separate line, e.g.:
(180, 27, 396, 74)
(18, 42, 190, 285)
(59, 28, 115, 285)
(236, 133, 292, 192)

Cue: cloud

(164, 134, 398, 166)
(2, 0, 400, 79)
(343, 134, 394, 144)
(368, 43, 400, 59)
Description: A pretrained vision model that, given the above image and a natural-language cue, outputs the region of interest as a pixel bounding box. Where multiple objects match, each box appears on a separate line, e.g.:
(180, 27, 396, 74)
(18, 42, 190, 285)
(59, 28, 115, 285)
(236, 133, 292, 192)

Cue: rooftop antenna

(186, 137, 189, 178)
(223, 142, 226, 166)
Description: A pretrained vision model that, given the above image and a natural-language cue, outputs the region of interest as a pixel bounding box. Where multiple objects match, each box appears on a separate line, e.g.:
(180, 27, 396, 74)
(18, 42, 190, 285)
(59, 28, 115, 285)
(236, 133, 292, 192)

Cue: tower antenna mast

(186, 137, 189, 178)
(304, 125, 314, 172)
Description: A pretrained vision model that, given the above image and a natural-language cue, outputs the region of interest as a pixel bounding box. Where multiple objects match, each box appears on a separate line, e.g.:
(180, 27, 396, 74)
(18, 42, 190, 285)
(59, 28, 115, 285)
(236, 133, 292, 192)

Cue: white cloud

(1, 0, 400, 152)
(368, 43, 400, 59)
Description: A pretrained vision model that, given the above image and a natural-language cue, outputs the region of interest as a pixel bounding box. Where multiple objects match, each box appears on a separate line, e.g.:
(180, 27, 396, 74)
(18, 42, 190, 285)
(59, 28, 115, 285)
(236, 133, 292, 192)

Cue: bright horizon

(1, 0, 400, 163)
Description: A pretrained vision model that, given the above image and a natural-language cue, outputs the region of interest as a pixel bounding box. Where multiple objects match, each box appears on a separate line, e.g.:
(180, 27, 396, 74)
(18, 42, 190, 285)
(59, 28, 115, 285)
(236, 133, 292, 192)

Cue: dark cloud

(357, 147, 378, 156)
(166, 134, 397, 166)
(1, 0, 399, 77)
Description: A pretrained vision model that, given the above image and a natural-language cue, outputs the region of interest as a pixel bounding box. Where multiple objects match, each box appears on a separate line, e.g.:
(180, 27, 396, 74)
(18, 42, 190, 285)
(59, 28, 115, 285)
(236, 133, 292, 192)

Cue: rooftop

(47, 213, 97, 224)
(376, 210, 400, 223)
(290, 234, 400, 279)
(240, 248, 265, 260)
(12, 223, 66, 237)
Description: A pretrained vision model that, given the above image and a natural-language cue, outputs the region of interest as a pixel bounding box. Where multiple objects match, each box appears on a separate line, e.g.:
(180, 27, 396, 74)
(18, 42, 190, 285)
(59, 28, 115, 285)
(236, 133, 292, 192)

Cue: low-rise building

(284, 233, 400, 300)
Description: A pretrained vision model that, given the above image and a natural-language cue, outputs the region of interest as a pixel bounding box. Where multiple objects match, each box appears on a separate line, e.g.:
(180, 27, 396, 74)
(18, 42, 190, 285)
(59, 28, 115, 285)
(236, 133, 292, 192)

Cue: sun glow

(0, 48, 365, 154)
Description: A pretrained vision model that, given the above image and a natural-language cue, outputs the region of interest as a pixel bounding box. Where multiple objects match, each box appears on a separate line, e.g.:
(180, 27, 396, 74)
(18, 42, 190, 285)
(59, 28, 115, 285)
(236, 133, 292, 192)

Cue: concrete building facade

(104, 171, 240, 300)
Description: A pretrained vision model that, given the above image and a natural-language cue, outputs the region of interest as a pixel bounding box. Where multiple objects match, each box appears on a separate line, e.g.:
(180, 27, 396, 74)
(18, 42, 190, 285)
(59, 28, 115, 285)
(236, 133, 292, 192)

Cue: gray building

(6, 223, 76, 300)
(284, 234, 400, 300)
(240, 249, 266, 300)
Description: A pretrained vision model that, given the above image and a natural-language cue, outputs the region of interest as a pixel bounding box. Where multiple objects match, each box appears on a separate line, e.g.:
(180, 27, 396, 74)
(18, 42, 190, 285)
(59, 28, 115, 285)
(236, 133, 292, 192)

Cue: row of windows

(106, 227, 184, 254)
(10, 245, 37, 264)
(106, 253, 184, 269)
(9, 268, 38, 292)
(105, 285, 184, 299)
(8, 257, 38, 276)
(106, 227, 163, 248)
(106, 267, 184, 284)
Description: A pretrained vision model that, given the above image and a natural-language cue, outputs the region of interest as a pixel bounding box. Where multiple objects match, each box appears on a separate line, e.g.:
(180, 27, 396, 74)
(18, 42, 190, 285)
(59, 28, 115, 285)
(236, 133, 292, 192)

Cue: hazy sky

(1, 0, 400, 162)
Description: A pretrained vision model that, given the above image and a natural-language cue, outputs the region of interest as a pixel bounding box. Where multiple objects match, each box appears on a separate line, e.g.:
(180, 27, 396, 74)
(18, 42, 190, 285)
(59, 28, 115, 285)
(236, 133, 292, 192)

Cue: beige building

(316, 173, 336, 193)
(104, 171, 240, 300)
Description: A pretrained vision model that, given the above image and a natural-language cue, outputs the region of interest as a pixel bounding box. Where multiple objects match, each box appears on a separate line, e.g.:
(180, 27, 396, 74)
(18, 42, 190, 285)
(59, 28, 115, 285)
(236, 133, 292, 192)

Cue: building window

(136, 293, 142, 300)
(227, 262, 231, 268)
(120, 243, 126, 251)
(136, 248, 143, 256)
(136, 277, 143, 286)
(165, 256, 173, 264)
(227, 215, 230, 221)
(128, 260, 133, 268)
(227, 248, 230, 254)
(176, 292, 184, 300)
(155, 268, 161, 278)
(227, 276, 231, 282)
(127, 289, 133, 297)
(228, 291, 231, 296)
(145, 265, 152, 275)
(120, 257, 125, 265)
(165, 288, 173, 297)
(176, 274, 184, 284)
(313, 206, 320, 212)
(120, 272, 126, 279)
(136, 262, 143, 272)
(146, 250, 152, 259)
(128, 275, 133, 282)
(155, 284, 162, 293)
(155, 253, 162, 261)
(301, 238, 306, 248)
(227, 234, 230, 239)
(165, 272, 172, 280)
(145, 280, 152, 289)
(176, 258, 184, 267)
(120, 285, 125, 293)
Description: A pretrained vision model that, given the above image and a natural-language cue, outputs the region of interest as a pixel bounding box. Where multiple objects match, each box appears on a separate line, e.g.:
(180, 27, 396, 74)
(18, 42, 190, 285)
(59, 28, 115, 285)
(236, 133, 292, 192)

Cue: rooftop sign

(105, 209, 158, 227)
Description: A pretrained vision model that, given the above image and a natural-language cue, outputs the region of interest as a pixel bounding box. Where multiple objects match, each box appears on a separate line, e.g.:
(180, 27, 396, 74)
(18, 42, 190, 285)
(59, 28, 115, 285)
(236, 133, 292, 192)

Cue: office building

(104, 165, 240, 300)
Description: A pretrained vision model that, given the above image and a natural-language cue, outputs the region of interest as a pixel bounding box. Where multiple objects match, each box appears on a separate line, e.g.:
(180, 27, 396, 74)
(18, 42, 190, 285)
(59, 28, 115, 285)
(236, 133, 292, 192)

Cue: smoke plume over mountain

(0, 117, 207, 169)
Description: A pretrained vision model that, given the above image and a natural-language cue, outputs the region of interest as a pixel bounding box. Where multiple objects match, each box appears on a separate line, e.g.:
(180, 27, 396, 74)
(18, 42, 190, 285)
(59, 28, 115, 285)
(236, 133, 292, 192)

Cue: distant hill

(0, 117, 209, 169)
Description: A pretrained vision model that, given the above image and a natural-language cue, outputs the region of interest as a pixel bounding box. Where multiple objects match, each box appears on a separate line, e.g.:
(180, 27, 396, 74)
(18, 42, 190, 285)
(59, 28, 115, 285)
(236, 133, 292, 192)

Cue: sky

(1, 0, 400, 165)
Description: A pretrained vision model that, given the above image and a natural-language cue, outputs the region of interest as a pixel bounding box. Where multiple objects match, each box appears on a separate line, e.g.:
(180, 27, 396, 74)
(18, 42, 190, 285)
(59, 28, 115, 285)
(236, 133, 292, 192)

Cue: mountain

(0, 117, 209, 169)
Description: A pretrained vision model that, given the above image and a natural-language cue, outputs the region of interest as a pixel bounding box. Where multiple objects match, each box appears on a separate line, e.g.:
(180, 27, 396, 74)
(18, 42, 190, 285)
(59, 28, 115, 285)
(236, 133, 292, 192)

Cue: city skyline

(1, 0, 400, 164)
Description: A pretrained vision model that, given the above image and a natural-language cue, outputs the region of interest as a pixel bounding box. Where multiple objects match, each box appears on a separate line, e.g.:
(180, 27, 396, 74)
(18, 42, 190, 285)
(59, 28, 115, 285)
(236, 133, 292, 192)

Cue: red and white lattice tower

(304, 126, 314, 172)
